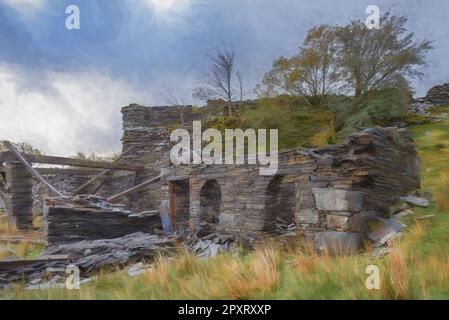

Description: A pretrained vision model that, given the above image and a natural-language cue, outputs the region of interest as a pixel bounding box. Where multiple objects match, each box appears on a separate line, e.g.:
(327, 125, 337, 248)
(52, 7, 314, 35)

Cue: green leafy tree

(258, 25, 339, 105)
(335, 13, 432, 97)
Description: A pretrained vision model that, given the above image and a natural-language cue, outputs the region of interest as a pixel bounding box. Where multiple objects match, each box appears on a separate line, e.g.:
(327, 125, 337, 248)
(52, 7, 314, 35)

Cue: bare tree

(194, 48, 238, 116)
(236, 71, 244, 103)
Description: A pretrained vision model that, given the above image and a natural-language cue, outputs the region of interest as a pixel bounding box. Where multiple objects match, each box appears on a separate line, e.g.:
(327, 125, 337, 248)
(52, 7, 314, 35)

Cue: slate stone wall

(3, 162, 33, 229)
(158, 126, 420, 248)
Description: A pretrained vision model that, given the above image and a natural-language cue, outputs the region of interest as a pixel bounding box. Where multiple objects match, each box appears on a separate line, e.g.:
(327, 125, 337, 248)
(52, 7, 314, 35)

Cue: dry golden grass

(433, 172, 449, 212)
(383, 246, 410, 299)
(0, 215, 18, 235)
(250, 245, 280, 293)
(310, 127, 334, 147)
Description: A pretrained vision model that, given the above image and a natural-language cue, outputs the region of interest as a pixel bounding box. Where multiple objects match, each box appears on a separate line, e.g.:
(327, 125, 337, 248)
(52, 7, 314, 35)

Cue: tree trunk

(227, 100, 233, 117)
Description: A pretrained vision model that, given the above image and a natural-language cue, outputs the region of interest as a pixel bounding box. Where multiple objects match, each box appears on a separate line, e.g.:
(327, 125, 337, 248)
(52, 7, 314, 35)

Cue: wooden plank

(37, 168, 103, 175)
(107, 175, 161, 202)
(3, 141, 65, 197)
(90, 178, 108, 195)
(0, 255, 69, 272)
(71, 147, 134, 196)
(0, 151, 143, 171)
(71, 170, 109, 195)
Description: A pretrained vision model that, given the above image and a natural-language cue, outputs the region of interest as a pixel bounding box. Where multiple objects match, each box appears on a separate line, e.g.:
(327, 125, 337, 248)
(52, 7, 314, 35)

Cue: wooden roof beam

(0, 151, 143, 171)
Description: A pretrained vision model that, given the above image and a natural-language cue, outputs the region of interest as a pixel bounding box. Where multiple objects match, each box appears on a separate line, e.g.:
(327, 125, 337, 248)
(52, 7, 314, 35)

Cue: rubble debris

(400, 195, 429, 208)
(184, 233, 237, 257)
(0, 255, 69, 273)
(0, 232, 178, 288)
(367, 218, 406, 248)
(392, 203, 411, 215)
(274, 217, 297, 235)
(42, 232, 178, 270)
(393, 209, 414, 219)
(409, 100, 434, 115)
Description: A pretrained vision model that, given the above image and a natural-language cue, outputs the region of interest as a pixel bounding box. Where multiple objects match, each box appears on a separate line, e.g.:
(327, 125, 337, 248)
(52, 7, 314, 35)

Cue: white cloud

(0, 64, 153, 156)
(0, 0, 47, 15)
(136, 0, 195, 26)
(147, 0, 192, 13)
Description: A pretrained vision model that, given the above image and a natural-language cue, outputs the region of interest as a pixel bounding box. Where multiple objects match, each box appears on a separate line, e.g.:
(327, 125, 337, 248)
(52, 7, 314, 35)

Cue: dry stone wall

(158, 126, 419, 251)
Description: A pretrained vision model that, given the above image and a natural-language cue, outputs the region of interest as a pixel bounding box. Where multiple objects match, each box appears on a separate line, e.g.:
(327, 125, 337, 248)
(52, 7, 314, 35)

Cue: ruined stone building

(0, 103, 421, 251)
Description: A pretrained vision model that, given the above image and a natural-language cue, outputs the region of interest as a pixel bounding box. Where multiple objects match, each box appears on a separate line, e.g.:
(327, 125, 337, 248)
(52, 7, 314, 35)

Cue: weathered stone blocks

(312, 188, 364, 212)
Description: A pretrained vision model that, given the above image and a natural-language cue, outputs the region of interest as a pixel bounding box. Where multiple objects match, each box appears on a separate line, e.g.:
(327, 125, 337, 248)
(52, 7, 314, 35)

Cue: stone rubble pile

(409, 99, 434, 115)
(369, 195, 429, 258)
(274, 217, 296, 235)
(184, 233, 237, 257)
(0, 232, 179, 289)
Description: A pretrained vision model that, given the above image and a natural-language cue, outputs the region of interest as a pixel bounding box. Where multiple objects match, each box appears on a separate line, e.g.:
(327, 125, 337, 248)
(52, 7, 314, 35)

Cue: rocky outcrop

(410, 83, 449, 114)
(426, 83, 449, 105)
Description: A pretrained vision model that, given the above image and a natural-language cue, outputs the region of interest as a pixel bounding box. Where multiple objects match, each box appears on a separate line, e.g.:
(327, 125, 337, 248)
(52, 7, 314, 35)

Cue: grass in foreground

(2, 107, 449, 300)
(0, 214, 44, 260)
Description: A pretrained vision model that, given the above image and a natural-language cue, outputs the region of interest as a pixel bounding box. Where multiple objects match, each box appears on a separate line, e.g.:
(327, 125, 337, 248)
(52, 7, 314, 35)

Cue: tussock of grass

(432, 172, 449, 212)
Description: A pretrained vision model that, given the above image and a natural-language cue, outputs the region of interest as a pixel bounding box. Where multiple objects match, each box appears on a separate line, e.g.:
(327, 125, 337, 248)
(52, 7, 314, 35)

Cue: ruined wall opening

(264, 175, 296, 232)
(198, 180, 222, 235)
(169, 180, 190, 235)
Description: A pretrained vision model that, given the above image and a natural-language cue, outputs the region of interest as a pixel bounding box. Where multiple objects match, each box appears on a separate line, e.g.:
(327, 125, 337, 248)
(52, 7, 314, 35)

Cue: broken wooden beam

(107, 175, 162, 202)
(0, 255, 69, 272)
(71, 170, 110, 195)
(3, 141, 65, 198)
(36, 168, 103, 175)
(0, 151, 143, 171)
(71, 147, 134, 196)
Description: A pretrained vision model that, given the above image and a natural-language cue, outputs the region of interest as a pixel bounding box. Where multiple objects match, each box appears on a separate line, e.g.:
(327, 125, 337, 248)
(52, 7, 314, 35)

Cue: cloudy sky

(0, 0, 448, 156)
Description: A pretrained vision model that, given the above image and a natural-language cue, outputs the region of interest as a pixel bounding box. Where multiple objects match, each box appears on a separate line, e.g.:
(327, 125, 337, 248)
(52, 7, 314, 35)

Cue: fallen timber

(0, 255, 69, 273)
(3, 141, 64, 197)
(0, 151, 144, 171)
(71, 146, 134, 195)
(0, 232, 179, 288)
(107, 175, 162, 202)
